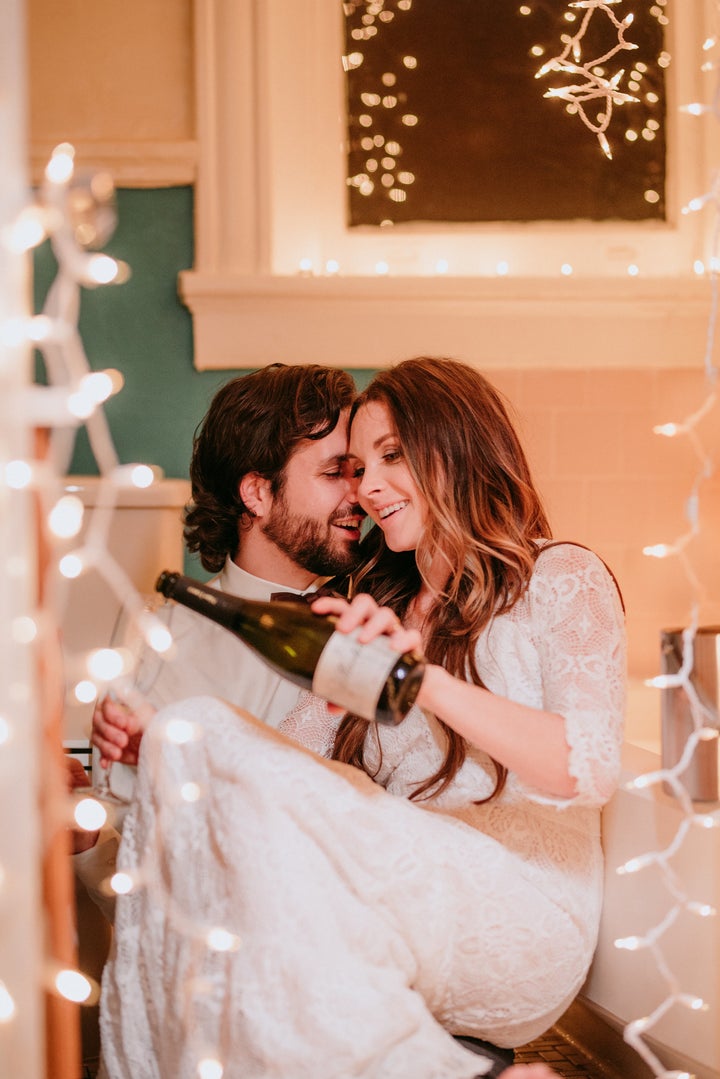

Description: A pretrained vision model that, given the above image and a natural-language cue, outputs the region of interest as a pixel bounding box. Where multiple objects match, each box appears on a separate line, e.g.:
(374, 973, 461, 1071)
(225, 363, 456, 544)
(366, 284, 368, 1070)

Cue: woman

(99, 358, 626, 1079)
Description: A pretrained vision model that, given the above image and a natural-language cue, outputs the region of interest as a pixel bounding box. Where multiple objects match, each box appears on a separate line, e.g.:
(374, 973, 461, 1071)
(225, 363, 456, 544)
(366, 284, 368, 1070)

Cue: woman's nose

(358, 466, 381, 499)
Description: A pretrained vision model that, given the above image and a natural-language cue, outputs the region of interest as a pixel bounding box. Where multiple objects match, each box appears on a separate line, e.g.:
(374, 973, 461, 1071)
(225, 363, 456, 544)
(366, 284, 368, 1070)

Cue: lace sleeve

(527, 543, 626, 806)
(277, 690, 340, 758)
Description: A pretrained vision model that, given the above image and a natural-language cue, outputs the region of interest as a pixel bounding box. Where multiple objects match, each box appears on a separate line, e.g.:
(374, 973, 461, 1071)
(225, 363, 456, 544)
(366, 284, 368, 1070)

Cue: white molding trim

(191, 0, 261, 272)
(184, 0, 718, 370)
(180, 272, 712, 370)
(30, 139, 198, 188)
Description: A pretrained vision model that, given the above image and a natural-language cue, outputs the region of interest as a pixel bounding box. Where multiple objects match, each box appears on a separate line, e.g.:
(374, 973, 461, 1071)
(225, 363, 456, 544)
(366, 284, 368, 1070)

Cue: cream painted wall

(27, 0, 195, 185)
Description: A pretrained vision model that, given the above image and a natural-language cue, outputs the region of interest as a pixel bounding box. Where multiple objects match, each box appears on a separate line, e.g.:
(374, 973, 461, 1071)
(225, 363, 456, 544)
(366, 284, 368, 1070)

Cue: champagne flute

(87, 593, 169, 809)
(90, 692, 132, 807)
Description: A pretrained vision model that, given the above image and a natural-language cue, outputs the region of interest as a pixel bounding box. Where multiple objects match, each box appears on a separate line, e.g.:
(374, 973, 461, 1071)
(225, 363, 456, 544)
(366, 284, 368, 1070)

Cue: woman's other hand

(310, 593, 421, 656)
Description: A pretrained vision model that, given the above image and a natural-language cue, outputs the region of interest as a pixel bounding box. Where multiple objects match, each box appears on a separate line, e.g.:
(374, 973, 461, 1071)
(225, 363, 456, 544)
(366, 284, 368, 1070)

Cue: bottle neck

(158, 573, 248, 629)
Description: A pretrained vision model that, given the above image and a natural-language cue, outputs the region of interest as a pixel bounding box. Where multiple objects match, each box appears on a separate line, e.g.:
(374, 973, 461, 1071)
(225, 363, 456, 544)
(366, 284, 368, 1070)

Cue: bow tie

(269, 590, 315, 604)
(270, 583, 344, 604)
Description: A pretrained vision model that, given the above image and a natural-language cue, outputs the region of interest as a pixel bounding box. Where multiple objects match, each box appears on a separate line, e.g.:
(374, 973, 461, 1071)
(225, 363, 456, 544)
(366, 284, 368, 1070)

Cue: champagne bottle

(155, 571, 425, 725)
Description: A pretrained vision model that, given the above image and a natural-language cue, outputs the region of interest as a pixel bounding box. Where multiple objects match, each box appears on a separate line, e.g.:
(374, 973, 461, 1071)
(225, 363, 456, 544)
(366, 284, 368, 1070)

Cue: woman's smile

(349, 401, 427, 552)
(378, 500, 409, 521)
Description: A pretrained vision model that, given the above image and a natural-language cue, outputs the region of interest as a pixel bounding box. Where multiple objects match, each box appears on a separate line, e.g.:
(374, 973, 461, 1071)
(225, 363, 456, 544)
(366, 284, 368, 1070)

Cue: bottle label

(312, 628, 398, 721)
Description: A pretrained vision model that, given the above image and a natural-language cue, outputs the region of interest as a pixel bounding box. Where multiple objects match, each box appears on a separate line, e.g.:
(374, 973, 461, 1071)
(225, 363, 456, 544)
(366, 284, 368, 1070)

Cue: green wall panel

(33, 186, 376, 483)
(34, 187, 220, 478)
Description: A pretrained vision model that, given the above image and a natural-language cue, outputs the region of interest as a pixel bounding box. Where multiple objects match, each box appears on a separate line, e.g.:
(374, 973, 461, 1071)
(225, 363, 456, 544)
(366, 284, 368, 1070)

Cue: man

(92, 362, 361, 763)
(76, 363, 363, 913)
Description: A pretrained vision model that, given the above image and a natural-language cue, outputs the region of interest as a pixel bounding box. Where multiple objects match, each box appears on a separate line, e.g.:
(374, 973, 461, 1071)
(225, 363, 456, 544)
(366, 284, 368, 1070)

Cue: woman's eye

(352, 465, 365, 478)
(383, 449, 401, 463)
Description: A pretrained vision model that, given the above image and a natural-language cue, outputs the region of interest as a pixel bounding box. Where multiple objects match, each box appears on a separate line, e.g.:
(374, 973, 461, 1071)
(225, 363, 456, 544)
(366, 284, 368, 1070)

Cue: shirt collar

(218, 558, 329, 602)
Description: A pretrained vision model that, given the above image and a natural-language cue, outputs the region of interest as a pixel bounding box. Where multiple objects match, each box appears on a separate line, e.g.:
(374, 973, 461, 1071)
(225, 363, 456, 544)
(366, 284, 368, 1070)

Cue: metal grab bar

(660, 626, 720, 803)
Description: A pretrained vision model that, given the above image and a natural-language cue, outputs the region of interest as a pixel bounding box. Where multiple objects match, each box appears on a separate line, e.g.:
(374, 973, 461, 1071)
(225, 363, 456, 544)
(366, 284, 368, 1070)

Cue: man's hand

(66, 755, 100, 854)
(91, 693, 156, 768)
(67, 754, 91, 792)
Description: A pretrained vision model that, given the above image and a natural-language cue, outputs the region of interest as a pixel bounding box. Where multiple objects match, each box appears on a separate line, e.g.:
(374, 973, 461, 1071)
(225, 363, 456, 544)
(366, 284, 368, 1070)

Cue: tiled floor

(81, 1028, 610, 1078)
(515, 1027, 609, 1078)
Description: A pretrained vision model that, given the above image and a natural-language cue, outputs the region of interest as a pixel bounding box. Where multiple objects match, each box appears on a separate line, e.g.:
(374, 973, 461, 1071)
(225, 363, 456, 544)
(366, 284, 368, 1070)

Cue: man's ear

(239, 472, 273, 519)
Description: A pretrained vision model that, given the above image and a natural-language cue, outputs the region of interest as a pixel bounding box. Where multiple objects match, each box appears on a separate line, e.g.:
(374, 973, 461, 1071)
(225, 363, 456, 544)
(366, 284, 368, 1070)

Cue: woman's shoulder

(529, 540, 624, 611)
(533, 539, 605, 572)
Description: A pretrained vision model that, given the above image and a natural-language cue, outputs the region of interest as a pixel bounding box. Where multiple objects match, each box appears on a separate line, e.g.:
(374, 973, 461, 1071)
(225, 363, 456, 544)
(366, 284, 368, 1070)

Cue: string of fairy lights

(536, 0, 646, 159)
(616, 13, 720, 1068)
(0, 3, 717, 1077)
(1, 142, 173, 1020)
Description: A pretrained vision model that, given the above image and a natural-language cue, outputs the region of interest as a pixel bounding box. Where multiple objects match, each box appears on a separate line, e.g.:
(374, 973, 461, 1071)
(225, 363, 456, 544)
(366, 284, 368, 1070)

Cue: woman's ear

(239, 472, 273, 519)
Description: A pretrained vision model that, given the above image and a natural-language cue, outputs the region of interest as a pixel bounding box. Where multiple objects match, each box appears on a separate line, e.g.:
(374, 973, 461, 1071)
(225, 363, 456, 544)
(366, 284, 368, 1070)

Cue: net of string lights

(534, 0, 663, 160)
(1, 141, 174, 1032)
(613, 27, 720, 1079)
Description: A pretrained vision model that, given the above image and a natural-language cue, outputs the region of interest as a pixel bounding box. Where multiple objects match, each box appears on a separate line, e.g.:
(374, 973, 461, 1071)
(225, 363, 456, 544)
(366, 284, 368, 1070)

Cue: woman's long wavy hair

(332, 357, 551, 803)
(184, 364, 355, 573)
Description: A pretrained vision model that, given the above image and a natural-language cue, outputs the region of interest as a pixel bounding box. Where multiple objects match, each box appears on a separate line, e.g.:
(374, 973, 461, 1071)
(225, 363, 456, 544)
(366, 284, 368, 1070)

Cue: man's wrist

(72, 829, 100, 855)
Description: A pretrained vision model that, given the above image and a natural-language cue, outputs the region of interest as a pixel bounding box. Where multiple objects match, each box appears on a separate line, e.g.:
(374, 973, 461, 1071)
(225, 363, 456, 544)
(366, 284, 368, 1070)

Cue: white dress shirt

(136, 558, 325, 727)
(74, 559, 327, 919)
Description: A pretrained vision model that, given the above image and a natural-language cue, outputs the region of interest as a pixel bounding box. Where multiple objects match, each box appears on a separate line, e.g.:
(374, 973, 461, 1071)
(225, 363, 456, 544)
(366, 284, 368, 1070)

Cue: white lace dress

(98, 544, 626, 1079)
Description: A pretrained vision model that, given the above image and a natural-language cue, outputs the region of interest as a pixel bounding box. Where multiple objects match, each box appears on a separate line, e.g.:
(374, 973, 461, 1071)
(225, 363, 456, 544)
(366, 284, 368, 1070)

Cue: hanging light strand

(0, 145, 169, 1041)
(620, 7, 720, 1072)
(536, 0, 641, 158)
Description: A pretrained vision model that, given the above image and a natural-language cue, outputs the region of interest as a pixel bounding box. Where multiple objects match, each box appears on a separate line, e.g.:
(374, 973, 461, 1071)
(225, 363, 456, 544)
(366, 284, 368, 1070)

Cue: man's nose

(346, 470, 360, 499)
(342, 461, 367, 500)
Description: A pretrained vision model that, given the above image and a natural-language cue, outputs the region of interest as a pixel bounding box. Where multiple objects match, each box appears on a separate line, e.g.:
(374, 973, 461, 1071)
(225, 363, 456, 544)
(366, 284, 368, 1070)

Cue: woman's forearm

(416, 664, 576, 799)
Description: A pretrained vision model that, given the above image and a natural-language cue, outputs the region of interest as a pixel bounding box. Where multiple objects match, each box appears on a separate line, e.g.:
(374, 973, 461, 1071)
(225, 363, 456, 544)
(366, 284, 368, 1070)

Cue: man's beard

(262, 491, 361, 577)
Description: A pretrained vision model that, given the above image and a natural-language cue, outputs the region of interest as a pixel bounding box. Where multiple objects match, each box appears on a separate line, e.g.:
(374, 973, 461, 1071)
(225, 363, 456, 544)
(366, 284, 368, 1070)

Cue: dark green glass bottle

(155, 571, 425, 725)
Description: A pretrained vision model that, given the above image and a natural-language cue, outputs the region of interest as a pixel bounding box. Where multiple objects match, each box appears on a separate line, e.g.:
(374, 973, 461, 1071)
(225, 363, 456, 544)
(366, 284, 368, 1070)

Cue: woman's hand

(309, 594, 422, 716)
(310, 593, 421, 656)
